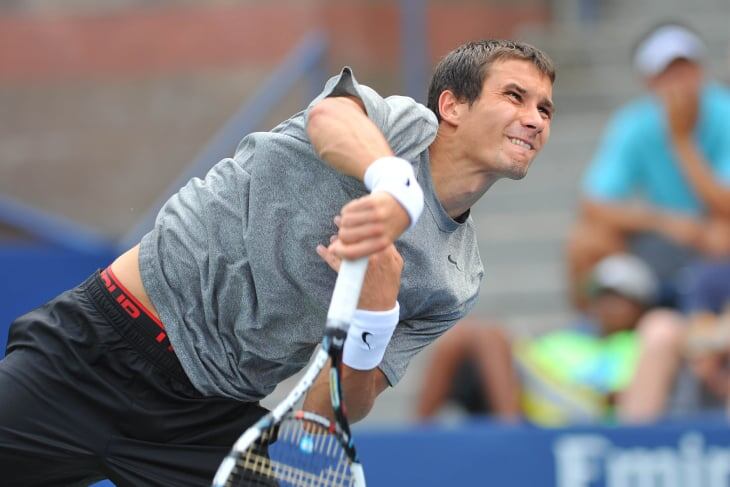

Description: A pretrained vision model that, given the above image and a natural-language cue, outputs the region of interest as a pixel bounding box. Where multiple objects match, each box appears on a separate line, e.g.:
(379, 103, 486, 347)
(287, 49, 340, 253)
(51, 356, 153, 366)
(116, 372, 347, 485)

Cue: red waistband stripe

(101, 267, 165, 331)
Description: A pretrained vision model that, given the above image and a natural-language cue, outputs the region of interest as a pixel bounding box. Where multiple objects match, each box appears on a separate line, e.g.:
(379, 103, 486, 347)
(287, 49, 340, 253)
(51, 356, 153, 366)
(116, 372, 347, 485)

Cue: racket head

(212, 410, 365, 487)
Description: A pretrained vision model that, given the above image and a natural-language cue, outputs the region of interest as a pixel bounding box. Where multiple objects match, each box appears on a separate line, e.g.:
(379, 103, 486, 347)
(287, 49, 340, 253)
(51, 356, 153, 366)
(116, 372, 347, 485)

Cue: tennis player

(0, 39, 555, 486)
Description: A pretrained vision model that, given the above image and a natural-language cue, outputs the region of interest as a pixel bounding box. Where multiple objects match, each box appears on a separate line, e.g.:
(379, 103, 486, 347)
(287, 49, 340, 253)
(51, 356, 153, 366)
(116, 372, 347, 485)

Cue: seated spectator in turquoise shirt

(567, 22, 730, 311)
(583, 83, 730, 214)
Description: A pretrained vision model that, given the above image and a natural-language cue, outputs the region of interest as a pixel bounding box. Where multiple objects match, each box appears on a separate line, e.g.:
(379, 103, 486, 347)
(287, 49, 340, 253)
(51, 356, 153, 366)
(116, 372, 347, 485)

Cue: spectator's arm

(663, 82, 730, 219)
(617, 310, 684, 423)
(673, 139, 730, 219)
(581, 198, 705, 249)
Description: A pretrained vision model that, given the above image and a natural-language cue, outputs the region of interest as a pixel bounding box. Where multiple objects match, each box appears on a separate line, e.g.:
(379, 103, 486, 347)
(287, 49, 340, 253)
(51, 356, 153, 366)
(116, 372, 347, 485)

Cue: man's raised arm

(306, 96, 422, 259)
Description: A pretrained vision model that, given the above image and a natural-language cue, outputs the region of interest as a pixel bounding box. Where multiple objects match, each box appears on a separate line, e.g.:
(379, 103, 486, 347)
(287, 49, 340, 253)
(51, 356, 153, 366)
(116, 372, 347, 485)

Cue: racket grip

(327, 257, 369, 326)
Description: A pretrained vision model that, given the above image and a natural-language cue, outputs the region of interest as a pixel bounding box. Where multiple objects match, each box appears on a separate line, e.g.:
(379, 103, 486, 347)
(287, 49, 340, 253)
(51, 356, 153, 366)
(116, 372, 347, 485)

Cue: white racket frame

(212, 258, 368, 487)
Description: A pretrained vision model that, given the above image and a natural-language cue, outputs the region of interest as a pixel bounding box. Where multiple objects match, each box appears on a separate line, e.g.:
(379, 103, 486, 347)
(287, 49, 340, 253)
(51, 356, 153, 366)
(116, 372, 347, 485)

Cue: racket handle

(327, 257, 368, 326)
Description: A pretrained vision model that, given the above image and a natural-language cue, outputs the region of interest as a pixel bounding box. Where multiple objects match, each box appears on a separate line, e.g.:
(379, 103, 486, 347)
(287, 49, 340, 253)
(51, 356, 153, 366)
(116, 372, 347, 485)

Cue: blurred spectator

(566, 22, 730, 311)
(416, 322, 521, 422)
(416, 254, 685, 426)
(602, 258, 730, 423)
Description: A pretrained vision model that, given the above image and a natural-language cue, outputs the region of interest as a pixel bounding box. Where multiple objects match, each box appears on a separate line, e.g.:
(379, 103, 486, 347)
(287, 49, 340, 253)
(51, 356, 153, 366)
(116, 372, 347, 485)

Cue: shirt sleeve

(582, 109, 642, 202)
(305, 67, 438, 161)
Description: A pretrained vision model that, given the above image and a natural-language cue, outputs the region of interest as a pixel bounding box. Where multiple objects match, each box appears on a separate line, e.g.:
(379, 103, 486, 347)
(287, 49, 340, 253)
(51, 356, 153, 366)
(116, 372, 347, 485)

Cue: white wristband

(363, 157, 424, 229)
(343, 302, 400, 370)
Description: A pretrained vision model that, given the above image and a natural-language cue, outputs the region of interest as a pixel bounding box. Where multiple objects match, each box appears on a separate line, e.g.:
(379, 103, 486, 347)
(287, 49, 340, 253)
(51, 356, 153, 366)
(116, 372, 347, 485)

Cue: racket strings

(228, 416, 355, 487)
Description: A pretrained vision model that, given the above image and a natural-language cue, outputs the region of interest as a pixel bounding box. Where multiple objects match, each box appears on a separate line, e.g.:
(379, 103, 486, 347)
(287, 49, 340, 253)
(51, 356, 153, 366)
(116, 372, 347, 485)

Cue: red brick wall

(0, 5, 312, 81)
(0, 2, 549, 82)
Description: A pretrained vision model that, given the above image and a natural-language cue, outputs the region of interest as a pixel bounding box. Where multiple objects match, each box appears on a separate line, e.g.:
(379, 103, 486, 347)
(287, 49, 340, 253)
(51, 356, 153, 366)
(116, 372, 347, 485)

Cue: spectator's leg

(617, 309, 684, 422)
(416, 322, 479, 419)
(470, 326, 521, 421)
(565, 220, 626, 310)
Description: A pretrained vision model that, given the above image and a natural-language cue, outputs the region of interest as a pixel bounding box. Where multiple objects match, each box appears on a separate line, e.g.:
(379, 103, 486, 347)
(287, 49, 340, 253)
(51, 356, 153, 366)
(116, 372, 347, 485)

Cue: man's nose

(521, 106, 546, 133)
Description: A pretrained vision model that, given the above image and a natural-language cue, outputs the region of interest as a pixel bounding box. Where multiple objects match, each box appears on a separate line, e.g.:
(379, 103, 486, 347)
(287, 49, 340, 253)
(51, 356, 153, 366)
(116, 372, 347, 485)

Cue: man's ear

(437, 90, 464, 126)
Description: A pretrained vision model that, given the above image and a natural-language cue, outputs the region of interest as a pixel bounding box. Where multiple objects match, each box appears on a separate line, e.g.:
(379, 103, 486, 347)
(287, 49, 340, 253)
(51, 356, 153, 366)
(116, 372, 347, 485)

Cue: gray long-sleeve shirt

(139, 67, 484, 400)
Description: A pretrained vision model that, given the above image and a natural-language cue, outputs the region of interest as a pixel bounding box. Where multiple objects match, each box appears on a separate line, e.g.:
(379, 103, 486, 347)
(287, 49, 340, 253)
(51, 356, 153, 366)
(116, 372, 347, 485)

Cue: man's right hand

(330, 192, 411, 260)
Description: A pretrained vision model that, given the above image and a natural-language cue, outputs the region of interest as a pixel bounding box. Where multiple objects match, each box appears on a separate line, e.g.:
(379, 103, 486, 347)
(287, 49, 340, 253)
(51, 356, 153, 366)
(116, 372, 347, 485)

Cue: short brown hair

(427, 40, 556, 122)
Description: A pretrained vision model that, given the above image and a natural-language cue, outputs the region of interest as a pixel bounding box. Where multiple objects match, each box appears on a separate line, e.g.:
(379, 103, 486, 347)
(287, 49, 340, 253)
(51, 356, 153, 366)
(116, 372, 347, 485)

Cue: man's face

(456, 58, 554, 180)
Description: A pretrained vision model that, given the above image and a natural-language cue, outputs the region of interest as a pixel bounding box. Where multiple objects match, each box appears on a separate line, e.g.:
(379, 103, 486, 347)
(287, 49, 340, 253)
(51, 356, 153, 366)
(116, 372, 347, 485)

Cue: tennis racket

(211, 258, 369, 487)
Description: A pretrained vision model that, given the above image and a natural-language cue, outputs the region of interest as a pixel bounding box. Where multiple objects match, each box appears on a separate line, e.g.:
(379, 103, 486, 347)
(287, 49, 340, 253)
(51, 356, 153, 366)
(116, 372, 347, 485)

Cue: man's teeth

(509, 137, 532, 150)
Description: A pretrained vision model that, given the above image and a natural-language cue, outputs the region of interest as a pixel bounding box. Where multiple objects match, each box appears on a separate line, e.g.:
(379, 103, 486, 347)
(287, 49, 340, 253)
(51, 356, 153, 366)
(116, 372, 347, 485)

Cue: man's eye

(539, 107, 552, 119)
(507, 91, 522, 101)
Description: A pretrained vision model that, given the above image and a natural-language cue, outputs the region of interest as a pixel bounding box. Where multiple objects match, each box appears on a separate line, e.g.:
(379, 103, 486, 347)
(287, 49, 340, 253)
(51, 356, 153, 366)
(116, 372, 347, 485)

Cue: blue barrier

(0, 244, 113, 356)
(0, 194, 114, 255)
(356, 418, 730, 486)
(86, 417, 730, 486)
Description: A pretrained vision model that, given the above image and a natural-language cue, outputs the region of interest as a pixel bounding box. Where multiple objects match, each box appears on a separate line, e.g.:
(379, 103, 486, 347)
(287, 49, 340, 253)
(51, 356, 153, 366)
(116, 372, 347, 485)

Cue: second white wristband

(343, 302, 400, 370)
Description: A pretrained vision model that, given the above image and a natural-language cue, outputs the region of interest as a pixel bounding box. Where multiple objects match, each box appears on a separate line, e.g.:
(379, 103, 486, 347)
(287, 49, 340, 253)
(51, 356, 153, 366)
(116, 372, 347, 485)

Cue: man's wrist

(364, 156, 424, 229)
(343, 302, 399, 370)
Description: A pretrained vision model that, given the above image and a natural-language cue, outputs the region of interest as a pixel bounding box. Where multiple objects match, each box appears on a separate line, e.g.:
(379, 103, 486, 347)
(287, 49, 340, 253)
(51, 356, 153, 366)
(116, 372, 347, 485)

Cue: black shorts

(0, 270, 267, 487)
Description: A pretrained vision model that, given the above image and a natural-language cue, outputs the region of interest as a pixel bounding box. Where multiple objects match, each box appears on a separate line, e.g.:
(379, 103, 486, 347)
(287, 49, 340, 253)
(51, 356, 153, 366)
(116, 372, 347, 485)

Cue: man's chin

(502, 160, 531, 180)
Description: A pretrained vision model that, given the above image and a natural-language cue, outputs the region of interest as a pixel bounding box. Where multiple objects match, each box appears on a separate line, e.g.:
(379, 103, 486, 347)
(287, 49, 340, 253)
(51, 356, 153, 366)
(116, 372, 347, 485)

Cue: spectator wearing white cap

(566, 21, 730, 312)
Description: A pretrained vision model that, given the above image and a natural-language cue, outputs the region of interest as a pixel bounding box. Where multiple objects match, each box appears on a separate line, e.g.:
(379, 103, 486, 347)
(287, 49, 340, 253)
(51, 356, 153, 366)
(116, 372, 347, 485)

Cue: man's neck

(428, 134, 499, 219)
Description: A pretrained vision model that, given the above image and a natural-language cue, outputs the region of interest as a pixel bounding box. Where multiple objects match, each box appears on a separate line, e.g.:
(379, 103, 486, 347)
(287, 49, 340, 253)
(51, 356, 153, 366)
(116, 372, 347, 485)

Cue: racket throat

(325, 327, 359, 463)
